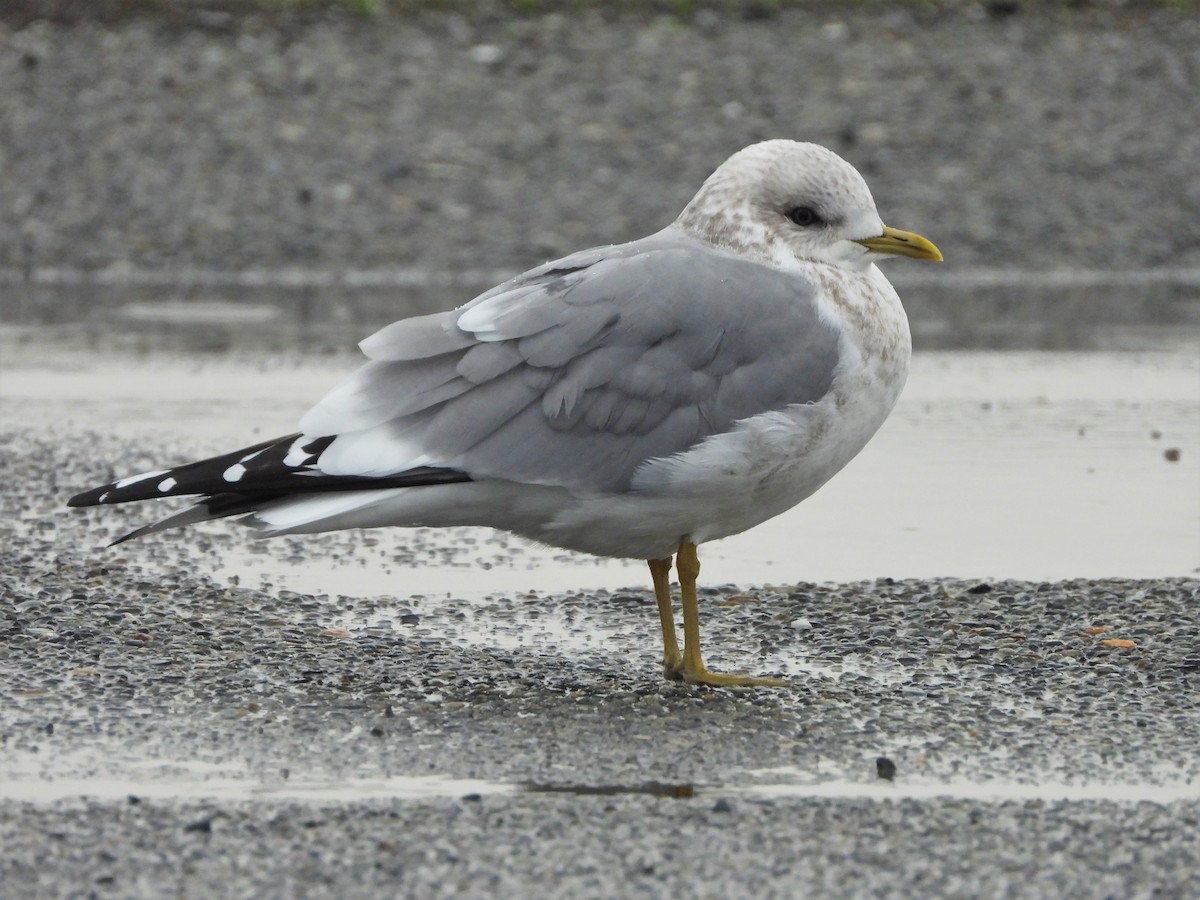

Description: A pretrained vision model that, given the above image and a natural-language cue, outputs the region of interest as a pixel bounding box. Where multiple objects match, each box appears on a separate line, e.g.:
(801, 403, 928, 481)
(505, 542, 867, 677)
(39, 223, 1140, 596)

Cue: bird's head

(676, 139, 942, 273)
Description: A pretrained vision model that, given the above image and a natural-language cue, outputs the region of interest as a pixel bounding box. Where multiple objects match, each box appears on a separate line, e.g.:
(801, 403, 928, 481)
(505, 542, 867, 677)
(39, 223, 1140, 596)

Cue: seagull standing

(70, 140, 942, 687)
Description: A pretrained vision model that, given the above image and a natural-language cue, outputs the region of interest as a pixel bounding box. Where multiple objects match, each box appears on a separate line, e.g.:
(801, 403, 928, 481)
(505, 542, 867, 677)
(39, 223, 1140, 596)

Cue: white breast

(540, 263, 912, 560)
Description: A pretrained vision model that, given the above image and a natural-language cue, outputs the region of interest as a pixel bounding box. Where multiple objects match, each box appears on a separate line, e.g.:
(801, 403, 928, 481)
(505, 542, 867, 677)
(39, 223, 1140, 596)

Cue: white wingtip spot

(223, 463, 247, 483)
(283, 437, 314, 468)
(157, 477, 177, 492)
(114, 470, 169, 489)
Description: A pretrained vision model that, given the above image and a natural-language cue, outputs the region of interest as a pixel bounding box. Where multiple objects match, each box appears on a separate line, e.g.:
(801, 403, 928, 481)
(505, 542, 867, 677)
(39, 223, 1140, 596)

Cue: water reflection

(4, 763, 1196, 806)
(3, 266, 1198, 352)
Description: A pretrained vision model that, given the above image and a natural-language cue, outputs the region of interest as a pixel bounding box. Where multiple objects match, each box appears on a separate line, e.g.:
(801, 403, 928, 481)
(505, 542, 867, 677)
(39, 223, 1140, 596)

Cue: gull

(69, 140, 941, 687)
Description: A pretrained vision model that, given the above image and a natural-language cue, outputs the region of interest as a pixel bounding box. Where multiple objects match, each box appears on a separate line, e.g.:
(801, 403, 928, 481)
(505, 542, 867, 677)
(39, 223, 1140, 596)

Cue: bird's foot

(662, 650, 684, 680)
(665, 659, 788, 688)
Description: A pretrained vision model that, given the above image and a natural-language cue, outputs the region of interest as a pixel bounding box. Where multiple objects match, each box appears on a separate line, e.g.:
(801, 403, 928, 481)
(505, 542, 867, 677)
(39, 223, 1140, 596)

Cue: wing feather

(302, 229, 841, 492)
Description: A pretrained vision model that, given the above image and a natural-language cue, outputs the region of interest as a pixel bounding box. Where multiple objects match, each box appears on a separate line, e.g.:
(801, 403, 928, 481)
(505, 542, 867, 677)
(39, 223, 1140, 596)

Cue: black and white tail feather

(68, 433, 471, 546)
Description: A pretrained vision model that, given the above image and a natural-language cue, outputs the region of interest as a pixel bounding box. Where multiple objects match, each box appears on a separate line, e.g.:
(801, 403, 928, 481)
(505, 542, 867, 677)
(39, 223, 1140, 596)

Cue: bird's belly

(541, 363, 906, 560)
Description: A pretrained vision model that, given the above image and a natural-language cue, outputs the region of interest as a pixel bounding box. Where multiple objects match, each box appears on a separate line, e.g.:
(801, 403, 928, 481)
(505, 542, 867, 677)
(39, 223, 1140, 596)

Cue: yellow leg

(672, 541, 787, 688)
(648, 557, 683, 675)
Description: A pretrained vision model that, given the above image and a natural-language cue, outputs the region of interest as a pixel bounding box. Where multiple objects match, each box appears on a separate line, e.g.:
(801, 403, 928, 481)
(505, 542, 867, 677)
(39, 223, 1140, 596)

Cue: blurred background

(2, 0, 1198, 351)
(1, 0, 1197, 587)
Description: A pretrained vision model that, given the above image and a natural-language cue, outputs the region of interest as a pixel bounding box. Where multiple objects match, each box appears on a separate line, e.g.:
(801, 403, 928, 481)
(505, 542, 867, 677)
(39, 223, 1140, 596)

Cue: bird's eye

(787, 206, 822, 227)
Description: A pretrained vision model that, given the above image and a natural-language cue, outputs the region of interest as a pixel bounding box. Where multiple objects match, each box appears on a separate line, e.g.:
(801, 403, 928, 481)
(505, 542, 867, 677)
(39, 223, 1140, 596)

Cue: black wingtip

(68, 487, 107, 508)
(107, 527, 145, 547)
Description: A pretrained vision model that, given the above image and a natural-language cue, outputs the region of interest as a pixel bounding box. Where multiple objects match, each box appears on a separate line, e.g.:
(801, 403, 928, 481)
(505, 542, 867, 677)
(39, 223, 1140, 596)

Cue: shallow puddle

(7, 349, 1196, 594)
(3, 761, 1196, 806)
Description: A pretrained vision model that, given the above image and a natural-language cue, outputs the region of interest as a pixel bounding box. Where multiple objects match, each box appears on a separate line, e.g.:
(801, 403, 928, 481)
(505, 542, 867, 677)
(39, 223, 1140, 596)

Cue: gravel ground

(2, 3, 1199, 276)
(3, 424, 1200, 897)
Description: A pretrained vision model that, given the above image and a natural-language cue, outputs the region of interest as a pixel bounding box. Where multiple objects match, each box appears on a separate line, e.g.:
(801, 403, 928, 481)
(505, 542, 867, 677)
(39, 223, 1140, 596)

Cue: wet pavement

(2, 346, 1199, 898)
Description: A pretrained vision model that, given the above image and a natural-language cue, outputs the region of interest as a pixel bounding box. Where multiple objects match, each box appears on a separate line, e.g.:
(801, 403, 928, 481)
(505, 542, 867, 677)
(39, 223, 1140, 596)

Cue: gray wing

(299, 229, 841, 492)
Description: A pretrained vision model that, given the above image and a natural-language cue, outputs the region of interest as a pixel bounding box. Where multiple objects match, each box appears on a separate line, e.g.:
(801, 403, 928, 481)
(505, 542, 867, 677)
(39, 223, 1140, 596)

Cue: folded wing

(302, 229, 842, 494)
(69, 229, 841, 542)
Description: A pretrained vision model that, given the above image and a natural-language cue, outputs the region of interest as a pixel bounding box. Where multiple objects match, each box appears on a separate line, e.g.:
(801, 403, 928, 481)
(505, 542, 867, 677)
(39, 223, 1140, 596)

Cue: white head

(676, 140, 941, 272)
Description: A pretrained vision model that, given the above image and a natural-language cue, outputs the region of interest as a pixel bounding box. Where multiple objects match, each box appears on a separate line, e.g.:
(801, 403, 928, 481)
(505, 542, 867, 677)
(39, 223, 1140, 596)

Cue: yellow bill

(855, 226, 943, 261)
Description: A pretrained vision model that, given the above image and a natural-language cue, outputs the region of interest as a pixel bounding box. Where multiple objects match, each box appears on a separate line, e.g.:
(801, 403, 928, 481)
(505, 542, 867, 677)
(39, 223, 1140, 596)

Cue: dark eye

(787, 206, 822, 227)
